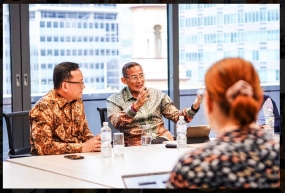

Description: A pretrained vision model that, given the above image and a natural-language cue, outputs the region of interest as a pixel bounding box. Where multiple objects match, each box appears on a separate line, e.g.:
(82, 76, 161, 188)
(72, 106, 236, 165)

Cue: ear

(61, 82, 69, 92)
(121, 77, 127, 85)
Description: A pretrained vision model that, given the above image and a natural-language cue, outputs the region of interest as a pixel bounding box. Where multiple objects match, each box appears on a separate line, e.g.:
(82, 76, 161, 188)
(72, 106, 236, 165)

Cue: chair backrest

(3, 110, 33, 158)
(96, 107, 118, 135)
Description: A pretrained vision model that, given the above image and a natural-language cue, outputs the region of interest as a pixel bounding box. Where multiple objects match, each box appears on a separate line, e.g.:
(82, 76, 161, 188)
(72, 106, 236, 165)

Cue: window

(178, 4, 279, 90)
(60, 36, 65, 42)
(47, 36, 52, 42)
(47, 21, 51, 28)
(41, 63, 46, 69)
(47, 50, 52, 56)
(60, 21, 64, 28)
(40, 36, 45, 42)
(40, 21, 45, 28)
(53, 21, 58, 28)
(54, 37, 58, 42)
(41, 49, 46, 56)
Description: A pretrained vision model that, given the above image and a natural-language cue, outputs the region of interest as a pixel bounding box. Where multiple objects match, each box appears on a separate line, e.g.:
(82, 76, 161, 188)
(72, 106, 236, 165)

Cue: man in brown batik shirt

(30, 62, 101, 155)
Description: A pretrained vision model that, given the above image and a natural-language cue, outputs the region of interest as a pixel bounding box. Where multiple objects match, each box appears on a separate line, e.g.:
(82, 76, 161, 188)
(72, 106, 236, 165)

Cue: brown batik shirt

(106, 86, 198, 146)
(30, 89, 94, 155)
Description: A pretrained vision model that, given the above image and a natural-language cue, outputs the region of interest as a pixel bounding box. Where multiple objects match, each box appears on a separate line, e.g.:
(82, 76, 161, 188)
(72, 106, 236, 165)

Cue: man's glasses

(124, 74, 145, 81)
(64, 81, 85, 86)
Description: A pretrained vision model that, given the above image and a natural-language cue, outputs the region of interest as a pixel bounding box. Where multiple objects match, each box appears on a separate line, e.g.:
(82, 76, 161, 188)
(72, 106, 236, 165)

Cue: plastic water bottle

(101, 122, 112, 158)
(177, 116, 187, 149)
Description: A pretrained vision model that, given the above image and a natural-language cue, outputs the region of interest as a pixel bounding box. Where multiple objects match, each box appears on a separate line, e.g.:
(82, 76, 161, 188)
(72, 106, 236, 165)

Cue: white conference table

(3, 161, 110, 188)
(5, 144, 206, 188)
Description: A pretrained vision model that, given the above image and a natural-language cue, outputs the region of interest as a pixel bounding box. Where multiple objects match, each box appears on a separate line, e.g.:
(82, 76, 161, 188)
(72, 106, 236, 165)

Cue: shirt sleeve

(30, 104, 83, 155)
(106, 99, 134, 132)
(161, 94, 198, 123)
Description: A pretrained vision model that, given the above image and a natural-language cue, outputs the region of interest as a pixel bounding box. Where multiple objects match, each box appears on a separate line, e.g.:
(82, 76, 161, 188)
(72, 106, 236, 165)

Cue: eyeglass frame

(124, 73, 146, 81)
(63, 81, 85, 86)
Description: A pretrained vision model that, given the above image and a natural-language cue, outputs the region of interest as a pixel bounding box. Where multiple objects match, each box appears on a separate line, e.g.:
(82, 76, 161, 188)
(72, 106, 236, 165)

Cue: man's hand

(133, 87, 151, 111)
(193, 94, 202, 109)
(82, 134, 101, 152)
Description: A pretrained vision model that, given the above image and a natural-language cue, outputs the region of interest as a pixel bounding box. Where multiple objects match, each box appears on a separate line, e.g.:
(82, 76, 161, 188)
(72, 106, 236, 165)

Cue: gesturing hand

(133, 87, 151, 111)
(193, 94, 202, 109)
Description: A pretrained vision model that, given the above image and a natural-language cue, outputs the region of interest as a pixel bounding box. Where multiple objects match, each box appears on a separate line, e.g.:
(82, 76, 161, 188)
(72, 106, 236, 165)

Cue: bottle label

(177, 125, 187, 135)
(101, 132, 111, 142)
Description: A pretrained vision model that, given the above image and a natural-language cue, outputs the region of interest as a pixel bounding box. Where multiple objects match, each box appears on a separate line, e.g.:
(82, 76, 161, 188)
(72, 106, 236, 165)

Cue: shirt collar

(123, 86, 135, 102)
(51, 89, 72, 108)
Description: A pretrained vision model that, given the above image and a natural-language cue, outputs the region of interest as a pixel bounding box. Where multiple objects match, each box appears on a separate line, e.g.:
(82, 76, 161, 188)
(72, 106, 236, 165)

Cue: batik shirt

(30, 89, 94, 155)
(106, 86, 198, 146)
(257, 97, 273, 126)
(167, 127, 280, 189)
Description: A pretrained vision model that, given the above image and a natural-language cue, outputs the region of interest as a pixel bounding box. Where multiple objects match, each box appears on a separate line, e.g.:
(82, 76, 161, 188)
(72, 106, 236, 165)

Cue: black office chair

(3, 110, 33, 159)
(96, 107, 118, 134)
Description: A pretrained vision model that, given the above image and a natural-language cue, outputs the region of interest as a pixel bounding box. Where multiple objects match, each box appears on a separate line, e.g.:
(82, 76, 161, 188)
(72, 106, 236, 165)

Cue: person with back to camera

(106, 62, 202, 146)
(167, 58, 279, 188)
(30, 62, 101, 155)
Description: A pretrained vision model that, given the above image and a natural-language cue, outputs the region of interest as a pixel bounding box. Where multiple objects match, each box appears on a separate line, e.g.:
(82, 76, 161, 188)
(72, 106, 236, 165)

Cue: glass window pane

(28, 4, 168, 135)
(178, 4, 280, 90)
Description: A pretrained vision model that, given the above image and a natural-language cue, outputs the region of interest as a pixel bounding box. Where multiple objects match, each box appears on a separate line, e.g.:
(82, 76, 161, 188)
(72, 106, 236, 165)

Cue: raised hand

(133, 87, 151, 111)
(193, 94, 202, 109)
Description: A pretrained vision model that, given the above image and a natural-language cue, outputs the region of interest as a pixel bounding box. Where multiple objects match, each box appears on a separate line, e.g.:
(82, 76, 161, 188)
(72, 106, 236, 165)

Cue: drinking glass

(113, 133, 124, 158)
(141, 125, 152, 146)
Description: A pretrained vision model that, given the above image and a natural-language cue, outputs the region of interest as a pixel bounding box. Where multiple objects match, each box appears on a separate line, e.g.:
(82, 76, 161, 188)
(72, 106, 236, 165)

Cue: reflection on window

(27, 4, 168, 94)
(179, 4, 280, 89)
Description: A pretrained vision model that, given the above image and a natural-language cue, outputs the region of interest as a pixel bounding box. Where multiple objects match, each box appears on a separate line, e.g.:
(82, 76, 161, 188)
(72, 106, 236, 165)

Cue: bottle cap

(103, 122, 108, 126)
(179, 116, 184, 120)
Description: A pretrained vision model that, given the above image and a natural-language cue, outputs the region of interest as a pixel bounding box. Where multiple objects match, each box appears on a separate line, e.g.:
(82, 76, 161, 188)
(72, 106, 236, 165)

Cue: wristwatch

(191, 104, 200, 113)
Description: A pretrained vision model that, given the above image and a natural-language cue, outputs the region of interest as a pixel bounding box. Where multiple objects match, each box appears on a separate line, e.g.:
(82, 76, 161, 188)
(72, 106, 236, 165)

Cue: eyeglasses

(64, 81, 85, 86)
(124, 74, 145, 81)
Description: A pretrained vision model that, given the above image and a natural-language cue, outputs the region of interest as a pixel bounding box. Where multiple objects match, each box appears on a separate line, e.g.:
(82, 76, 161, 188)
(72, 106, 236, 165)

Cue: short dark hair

(53, 62, 79, 89)
(122, 62, 142, 77)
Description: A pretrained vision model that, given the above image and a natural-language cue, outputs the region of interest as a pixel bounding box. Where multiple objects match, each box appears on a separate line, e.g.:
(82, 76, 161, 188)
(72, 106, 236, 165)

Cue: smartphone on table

(64, 155, 84, 160)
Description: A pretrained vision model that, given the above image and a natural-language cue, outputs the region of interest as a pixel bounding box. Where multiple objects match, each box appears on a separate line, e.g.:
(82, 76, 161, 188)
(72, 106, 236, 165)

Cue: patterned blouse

(106, 86, 198, 146)
(167, 126, 280, 189)
(256, 97, 273, 126)
(30, 89, 94, 155)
